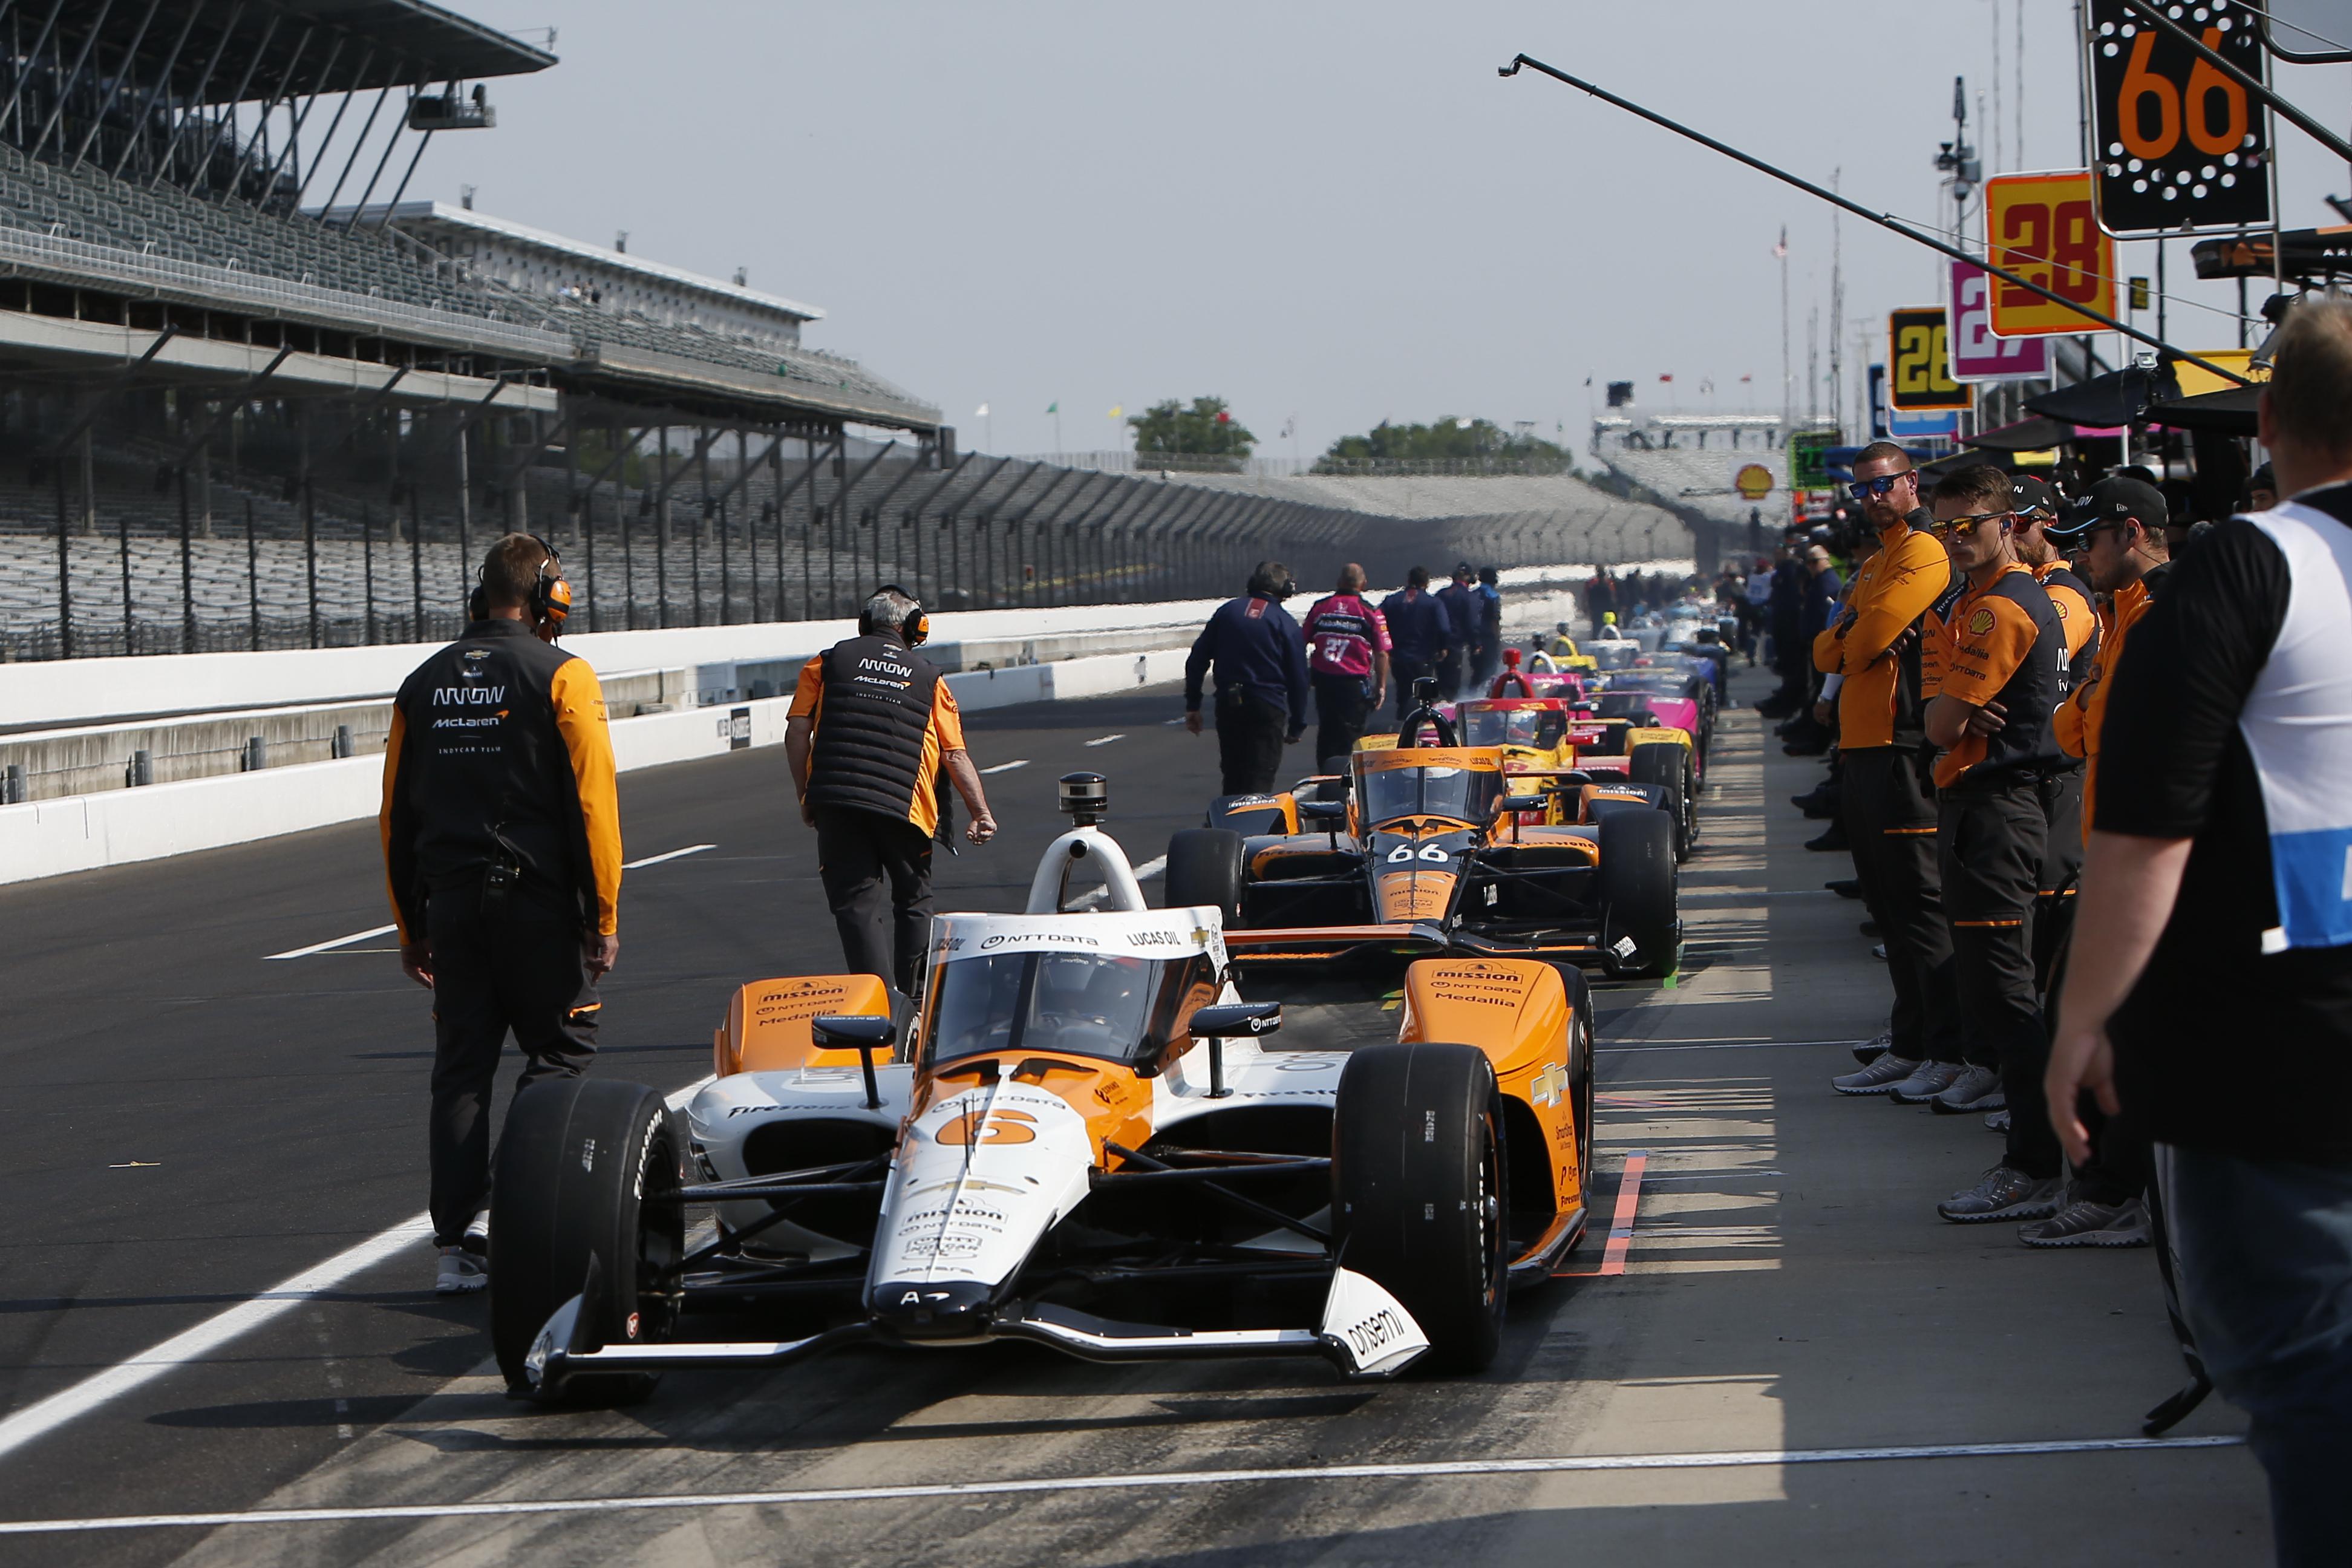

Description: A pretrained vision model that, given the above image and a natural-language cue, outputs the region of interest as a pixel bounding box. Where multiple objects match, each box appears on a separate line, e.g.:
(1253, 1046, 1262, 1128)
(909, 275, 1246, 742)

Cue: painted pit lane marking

(0, 1078, 713, 1466)
(263, 846, 717, 958)
(0, 1435, 2245, 1535)
(979, 759, 1030, 776)
(1556, 1150, 1646, 1278)
(622, 843, 717, 869)
(1083, 733, 1126, 746)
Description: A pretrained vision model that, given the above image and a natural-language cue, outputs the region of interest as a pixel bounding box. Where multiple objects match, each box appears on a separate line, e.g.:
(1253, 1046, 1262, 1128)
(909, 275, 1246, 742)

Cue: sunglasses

(1933, 511, 2013, 540)
(1847, 472, 1915, 501)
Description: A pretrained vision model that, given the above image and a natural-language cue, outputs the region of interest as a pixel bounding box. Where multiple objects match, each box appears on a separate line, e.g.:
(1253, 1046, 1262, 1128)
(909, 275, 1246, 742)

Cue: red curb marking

(1555, 1150, 1648, 1278)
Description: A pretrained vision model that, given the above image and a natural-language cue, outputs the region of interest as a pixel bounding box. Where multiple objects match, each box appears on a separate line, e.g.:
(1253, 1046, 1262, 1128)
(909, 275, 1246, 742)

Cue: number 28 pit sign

(1984, 170, 2117, 339)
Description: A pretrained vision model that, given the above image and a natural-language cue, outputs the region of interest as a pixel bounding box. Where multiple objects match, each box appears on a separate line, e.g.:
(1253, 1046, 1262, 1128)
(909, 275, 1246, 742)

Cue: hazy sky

(407, 2, 2352, 457)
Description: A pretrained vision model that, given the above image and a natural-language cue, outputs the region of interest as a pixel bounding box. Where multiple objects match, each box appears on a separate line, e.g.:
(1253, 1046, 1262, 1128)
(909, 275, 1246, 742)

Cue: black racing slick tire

(491, 1077, 686, 1404)
(1627, 742, 1692, 860)
(1334, 1042, 1509, 1373)
(1596, 805, 1678, 978)
(1164, 828, 1246, 926)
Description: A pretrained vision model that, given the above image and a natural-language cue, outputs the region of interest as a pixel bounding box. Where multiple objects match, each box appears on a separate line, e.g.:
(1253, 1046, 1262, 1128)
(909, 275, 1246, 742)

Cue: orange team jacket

(2033, 561, 2099, 672)
(1812, 518, 1953, 748)
(1922, 563, 2060, 790)
(2053, 575, 2155, 832)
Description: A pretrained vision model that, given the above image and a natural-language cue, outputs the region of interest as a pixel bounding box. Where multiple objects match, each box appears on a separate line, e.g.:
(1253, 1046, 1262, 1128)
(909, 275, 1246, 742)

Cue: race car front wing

(525, 1265, 1431, 1391)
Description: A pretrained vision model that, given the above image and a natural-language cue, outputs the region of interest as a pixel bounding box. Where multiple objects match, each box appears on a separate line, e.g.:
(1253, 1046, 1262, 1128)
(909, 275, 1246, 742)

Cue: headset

(471, 534, 570, 635)
(871, 583, 928, 647)
(1247, 561, 1298, 600)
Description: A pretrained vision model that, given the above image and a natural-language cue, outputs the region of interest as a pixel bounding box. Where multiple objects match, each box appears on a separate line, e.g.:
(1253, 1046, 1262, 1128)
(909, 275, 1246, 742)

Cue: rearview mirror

(1188, 1001, 1282, 1037)
(812, 1014, 894, 1109)
(1500, 795, 1549, 815)
(1297, 798, 1347, 822)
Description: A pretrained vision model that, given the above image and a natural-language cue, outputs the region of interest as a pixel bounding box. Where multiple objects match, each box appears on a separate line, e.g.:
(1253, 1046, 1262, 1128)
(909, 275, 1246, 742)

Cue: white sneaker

(436, 1243, 489, 1295)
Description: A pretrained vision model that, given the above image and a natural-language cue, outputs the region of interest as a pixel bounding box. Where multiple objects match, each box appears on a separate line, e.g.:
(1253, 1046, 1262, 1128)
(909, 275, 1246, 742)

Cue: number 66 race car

(489, 773, 1598, 1404)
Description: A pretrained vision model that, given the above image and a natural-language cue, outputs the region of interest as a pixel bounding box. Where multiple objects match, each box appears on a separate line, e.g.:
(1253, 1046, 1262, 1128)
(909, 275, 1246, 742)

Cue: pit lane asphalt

(0, 669, 2273, 1567)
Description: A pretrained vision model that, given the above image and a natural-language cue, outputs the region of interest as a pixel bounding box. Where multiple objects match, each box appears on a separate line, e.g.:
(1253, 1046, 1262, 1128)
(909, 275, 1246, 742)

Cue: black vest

(2037, 561, 2100, 693)
(1893, 513, 1965, 751)
(806, 634, 943, 823)
(1961, 570, 2066, 783)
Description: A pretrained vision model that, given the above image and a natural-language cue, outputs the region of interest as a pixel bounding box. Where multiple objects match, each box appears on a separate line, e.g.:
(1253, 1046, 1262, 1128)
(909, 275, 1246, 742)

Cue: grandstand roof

(66, 1, 556, 105)
(316, 200, 826, 324)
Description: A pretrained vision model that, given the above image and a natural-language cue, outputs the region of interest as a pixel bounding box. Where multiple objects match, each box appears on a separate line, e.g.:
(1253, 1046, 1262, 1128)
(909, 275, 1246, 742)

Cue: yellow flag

(1108, 404, 1123, 419)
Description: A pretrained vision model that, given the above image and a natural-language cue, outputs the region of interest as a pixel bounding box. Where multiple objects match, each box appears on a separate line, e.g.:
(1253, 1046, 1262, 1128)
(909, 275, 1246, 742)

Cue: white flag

(975, 402, 990, 417)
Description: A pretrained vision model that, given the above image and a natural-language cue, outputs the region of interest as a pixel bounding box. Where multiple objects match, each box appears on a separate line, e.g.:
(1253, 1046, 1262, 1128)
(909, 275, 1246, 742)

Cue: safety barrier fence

(0, 448, 1681, 664)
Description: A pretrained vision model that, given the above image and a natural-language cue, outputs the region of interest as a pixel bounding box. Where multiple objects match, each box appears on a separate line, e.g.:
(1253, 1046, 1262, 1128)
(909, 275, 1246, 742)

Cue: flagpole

(1778, 226, 1791, 433)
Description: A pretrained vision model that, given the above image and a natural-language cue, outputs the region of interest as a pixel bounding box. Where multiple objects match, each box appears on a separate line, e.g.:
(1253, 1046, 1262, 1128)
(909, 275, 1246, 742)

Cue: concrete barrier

(0, 647, 1190, 887)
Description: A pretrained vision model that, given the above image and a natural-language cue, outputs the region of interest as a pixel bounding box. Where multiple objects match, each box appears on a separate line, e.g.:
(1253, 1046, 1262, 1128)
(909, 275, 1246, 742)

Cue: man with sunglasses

(1827, 443, 1968, 1099)
(2014, 475, 2172, 1249)
(1916, 466, 2070, 1224)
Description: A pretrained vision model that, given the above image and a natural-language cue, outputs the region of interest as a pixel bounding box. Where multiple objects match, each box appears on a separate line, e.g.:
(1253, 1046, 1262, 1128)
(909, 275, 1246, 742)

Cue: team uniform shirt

(2032, 560, 2100, 690)
(1300, 592, 1391, 678)
(2099, 498, 2352, 1162)
(790, 641, 965, 837)
(1436, 583, 1481, 651)
(1184, 593, 1312, 727)
(2052, 568, 2164, 831)
(1379, 587, 1457, 662)
(382, 619, 622, 941)
(1925, 563, 2063, 791)
(1815, 513, 1960, 748)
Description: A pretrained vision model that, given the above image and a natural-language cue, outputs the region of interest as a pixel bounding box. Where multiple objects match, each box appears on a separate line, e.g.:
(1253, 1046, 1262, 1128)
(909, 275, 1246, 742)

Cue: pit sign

(1984, 171, 2116, 338)
(1950, 259, 2051, 380)
(1887, 307, 1971, 412)
(2086, 0, 2271, 236)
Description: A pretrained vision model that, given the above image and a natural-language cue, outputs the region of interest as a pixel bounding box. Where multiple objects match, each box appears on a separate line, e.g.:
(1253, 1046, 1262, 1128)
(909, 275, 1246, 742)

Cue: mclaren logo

(1528, 1062, 1570, 1108)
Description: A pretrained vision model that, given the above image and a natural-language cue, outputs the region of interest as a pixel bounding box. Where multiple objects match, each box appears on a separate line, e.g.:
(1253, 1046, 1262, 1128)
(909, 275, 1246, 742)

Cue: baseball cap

(2048, 474, 2168, 538)
(2009, 474, 2059, 517)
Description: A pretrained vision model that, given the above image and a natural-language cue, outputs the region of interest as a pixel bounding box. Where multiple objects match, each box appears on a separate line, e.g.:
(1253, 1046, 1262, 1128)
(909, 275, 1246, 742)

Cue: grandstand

(1589, 412, 1838, 563)
(0, 3, 1647, 664)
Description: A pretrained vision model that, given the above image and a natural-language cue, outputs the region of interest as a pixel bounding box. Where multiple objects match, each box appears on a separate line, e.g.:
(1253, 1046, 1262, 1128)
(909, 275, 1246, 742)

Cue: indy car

(490, 773, 1598, 1403)
(1180, 685, 1681, 978)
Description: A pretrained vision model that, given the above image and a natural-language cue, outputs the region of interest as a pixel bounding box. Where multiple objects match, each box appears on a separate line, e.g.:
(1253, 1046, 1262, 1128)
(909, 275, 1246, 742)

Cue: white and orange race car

(491, 774, 1598, 1403)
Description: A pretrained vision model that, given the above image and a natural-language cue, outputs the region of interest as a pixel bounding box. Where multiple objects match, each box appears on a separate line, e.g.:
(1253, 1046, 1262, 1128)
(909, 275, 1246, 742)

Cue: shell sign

(1733, 463, 1775, 501)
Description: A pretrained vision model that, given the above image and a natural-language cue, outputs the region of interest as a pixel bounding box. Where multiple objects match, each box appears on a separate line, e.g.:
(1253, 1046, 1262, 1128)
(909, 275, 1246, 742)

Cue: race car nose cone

(869, 1278, 995, 1340)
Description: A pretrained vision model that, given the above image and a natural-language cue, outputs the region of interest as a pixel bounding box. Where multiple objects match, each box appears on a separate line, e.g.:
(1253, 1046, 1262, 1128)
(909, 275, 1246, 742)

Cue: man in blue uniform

(1185, 561, 1311, 794)
(1436, 561, 1482, 697)
(1381, 566, 1456, 719)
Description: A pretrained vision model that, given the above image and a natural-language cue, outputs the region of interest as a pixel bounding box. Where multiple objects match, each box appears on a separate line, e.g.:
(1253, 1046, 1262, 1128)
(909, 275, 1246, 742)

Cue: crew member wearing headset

(382, 534, 619, 1297)
(1184, 560, 1311, 794)
(787, 586, 997, 997)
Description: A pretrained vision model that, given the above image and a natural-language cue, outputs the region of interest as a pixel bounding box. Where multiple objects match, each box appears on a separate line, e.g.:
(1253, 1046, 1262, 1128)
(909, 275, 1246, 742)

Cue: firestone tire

(1333, 1042, 1509, 1374)
(1164, 828, 1246, 926)
(490, 1076, 685, 1405)
(1596, 806, 1678, 978)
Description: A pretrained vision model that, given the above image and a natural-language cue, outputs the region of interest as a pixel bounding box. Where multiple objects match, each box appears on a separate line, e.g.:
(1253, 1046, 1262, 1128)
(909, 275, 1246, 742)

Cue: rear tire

(490, 1077, 685, 1404)
(1596, 806, 1677, 978)
(1628, 743, 1692, 861)
(1334, 1043, 1508, 1373)
(1164, 828, 1245, 925)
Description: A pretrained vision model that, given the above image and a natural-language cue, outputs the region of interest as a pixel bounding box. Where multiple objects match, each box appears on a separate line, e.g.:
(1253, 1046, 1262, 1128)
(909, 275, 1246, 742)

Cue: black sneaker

(1785, 737, 1831, 757)
(1796, 792, 1841, 820)
(1826, 879, 1863, 899)
(1937, 1166, 2064, 1224)
(2017, 1195, 2152, 1249)
(1806, 824, 1849, 852)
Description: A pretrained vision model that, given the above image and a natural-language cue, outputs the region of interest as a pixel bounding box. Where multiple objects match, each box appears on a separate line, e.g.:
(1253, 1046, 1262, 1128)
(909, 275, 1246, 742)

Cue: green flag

(1045, 401, 1059, 413)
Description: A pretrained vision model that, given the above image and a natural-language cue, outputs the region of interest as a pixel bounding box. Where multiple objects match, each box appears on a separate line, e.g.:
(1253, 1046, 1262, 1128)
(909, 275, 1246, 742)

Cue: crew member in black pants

(788, 586, 998, 993)
(1301, 562, 1391, 765)
(1184, 562, 1311, 793)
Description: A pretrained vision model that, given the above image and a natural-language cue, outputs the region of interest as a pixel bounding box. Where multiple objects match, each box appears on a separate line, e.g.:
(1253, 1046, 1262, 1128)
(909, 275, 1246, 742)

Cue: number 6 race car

(489, 774, 1598, 1403)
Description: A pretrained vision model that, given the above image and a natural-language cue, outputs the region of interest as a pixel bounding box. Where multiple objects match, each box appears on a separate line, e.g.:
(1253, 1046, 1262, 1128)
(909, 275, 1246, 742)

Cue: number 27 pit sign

(1947, 259, 2048, 384)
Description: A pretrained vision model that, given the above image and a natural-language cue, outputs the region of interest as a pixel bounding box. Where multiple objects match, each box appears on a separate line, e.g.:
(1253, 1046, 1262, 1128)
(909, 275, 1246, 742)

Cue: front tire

(1163, 828, 1245, 925)
(491, 1077, 685, 1403)
(1334, 1043, 1509, 1373)
(1596, 806, 1677, 978)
